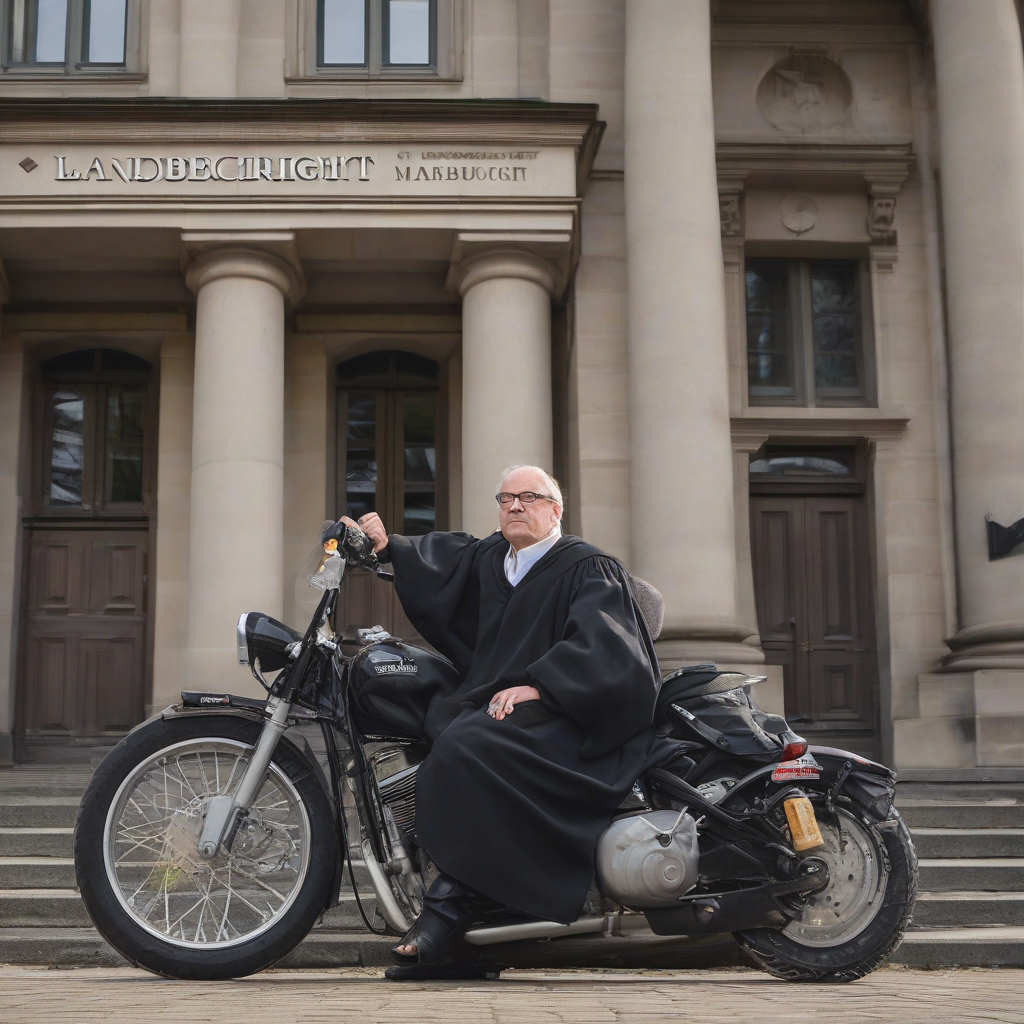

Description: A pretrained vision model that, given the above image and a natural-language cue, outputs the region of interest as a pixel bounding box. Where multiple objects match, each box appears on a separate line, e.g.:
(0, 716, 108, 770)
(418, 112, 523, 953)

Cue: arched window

(336, 350, 442, 535)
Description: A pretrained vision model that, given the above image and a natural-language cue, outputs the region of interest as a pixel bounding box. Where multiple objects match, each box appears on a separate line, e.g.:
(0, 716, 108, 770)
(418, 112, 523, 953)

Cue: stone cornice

(716, 140, 915, 183)
(732, 410, 910, 442)
(0, 96, 603, 145)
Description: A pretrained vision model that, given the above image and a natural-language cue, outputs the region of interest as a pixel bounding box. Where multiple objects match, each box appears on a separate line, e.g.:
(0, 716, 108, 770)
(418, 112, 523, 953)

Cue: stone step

(899, 801, 1024, 829)
(910, 827, 1024, 859)
(0, 884, 381, 930)
(0, 926, 397, 969)
(0, 771, 92, 798)
(897, 781, 1024, 801)
(0, 828, 74, 858)
(319, 893, 381, 930)
(890, 926, 1024, 968)
(918, 857, 1024, 891)
(0, 889, 91, 927)
(0, 858, 75, 889)
(911, 891, 1024, 928)
(0, 798, 80, 829)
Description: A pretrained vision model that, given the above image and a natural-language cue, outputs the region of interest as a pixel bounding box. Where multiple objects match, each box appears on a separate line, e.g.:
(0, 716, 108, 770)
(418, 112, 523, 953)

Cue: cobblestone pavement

(0, 965, 1021, 1024)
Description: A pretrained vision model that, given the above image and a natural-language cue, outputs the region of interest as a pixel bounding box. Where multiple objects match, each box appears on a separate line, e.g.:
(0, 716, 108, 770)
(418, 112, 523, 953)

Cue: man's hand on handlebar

(339, 513, 388, 553)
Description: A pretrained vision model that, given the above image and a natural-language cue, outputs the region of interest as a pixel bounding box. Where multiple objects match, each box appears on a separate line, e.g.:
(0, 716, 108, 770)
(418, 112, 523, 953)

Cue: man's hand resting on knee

(487, 686, 541, 720)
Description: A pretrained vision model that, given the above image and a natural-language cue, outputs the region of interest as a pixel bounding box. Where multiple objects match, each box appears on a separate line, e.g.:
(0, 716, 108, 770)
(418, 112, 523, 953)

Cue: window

(3, 0, 128, 72)
(745, 258, 872, 406)
(318, 0, 435, 70)
(336, 351, 442, 536)
(38, 348, 151, 514)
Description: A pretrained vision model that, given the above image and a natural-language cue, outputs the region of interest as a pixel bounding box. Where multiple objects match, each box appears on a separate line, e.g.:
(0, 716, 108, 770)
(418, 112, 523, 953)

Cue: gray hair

(496, 464, 564, 517)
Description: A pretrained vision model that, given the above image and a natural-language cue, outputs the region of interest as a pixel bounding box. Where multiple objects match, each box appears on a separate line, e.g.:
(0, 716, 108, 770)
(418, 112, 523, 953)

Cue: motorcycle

(74, 522, 917, 982)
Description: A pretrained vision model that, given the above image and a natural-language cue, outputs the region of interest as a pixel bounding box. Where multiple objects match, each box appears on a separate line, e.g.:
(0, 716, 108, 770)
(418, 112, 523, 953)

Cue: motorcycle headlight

(236, 611, 302, 675)
(237, 613, 250, 665)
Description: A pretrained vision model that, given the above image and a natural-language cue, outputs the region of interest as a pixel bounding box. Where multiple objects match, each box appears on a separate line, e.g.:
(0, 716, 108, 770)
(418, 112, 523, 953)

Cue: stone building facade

(0, 0, 1020, 771)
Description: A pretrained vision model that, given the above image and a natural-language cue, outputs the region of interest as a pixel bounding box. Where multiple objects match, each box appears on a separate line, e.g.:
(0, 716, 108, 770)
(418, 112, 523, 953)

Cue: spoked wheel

(735, 805, 917, 982)
(75, 715, 337, 979)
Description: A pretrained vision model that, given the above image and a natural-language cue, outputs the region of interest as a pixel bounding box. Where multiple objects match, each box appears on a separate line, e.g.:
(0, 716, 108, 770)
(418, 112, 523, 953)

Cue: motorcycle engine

(369, 744, 425, 834)
(595, 809, 699, 908)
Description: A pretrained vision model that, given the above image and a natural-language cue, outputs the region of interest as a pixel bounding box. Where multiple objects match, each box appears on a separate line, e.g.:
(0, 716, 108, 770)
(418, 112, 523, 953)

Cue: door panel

(91, 541, 144, 612)
(24, 632, 77, 734)
(22, 529, 147, 739)
(807, 501, 856, 644)
(80, 636, 142, 734)
(750, 492, 878, 756)
(752, 500, 803, 640)
(30, 537, 83, 612)
(751, 497, 806, 720)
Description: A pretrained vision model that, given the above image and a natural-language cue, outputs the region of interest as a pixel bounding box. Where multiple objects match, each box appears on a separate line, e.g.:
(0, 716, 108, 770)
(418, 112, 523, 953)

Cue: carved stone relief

(720, 193, 742, 236)
(757, 55, 853, 134)
(779, 195, 818, 235)
(868, 195, 897, 244)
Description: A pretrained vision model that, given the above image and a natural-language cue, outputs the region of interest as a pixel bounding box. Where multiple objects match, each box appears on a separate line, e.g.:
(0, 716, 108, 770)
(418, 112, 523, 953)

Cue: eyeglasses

(495, 491, 557, 506)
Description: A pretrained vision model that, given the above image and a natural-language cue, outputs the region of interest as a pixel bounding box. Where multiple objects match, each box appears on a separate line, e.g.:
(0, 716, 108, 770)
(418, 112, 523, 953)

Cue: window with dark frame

(39, 348, 151, 514)
(745, 257, 871, 406)
(4, 0, 127, 70)
(317, 0, 436, 71)
(336, 351, 440, 537)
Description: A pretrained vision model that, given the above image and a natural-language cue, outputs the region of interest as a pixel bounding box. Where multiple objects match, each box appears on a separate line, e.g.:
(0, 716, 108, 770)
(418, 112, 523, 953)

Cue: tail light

(781, 737, 808, 761)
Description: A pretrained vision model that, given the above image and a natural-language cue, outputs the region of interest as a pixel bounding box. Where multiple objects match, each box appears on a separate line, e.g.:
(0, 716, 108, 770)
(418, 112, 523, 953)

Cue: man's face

(497, 468, 562, 551)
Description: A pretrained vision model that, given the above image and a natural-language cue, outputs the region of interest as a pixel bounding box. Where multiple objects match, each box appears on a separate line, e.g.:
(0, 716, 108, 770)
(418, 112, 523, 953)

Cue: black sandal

(390, 874, 478, 965)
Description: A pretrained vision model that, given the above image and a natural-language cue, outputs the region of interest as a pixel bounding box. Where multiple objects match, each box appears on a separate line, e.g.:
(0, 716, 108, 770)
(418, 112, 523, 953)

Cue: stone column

(150, 334, 194, 713)
(179, 0, 241, 97)
(928, 0, 1024, 764)
(0, 263, 21, 764)
(624, 0, 761, 671)
(451, 250, 557, 537)
(183, 240, 302, 694)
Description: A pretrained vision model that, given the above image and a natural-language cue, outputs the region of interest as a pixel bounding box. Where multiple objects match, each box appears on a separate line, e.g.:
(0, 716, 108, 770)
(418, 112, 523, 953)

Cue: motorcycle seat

(654, 664, 753, 722)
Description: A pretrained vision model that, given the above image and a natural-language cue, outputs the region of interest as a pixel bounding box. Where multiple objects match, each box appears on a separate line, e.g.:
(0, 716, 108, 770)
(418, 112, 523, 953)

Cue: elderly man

(348, 465, 661, 967)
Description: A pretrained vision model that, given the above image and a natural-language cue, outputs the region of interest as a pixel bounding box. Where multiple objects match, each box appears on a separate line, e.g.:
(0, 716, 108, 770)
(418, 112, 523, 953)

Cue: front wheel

(736, 805, 917, 982)
(74, 714, 338, 979)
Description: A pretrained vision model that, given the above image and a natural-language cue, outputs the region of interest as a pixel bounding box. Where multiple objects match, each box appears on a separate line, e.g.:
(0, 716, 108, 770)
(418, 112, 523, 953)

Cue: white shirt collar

(504, 527, 561, 587)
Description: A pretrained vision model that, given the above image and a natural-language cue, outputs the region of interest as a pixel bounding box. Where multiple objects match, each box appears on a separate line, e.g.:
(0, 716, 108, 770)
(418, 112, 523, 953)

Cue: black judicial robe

(387, 530, 662, 924)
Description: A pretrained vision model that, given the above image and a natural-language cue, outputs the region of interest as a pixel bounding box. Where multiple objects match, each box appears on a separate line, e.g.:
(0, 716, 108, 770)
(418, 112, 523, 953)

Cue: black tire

(74, 714, 338, 980)
(735, 806, 917, 982)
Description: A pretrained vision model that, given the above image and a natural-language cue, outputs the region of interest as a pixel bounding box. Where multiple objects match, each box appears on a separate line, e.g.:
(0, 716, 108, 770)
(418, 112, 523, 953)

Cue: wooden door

(751, 493, 878, 757)
(335, 351, 444, 639)
(23, 529, 147, 738)
(18, 349, 154, 747)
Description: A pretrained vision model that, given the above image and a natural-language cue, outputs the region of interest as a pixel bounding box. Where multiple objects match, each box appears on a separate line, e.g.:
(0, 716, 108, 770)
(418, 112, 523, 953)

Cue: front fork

(196, 697, 291, 859)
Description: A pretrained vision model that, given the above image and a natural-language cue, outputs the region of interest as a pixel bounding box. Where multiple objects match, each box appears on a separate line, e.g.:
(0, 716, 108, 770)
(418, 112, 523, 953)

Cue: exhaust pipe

(360, 839, 411, 933)
(463, 913, 653, 946)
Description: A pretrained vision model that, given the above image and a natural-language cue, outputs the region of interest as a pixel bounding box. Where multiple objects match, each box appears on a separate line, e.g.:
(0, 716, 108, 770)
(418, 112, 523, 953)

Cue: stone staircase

(890, 780, 1024, 968)
(0, 766, 1020, 969)
(0, 764, 393, 968)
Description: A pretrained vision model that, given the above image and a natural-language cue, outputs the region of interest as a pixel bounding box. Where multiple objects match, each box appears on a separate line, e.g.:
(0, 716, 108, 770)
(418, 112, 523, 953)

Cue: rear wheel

(735, 805, 917, 982)
(74, 715, 337, 979)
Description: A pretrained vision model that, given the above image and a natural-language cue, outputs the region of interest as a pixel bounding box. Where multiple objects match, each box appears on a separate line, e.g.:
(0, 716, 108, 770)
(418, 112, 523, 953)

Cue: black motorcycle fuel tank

(350, 639, 461, 739)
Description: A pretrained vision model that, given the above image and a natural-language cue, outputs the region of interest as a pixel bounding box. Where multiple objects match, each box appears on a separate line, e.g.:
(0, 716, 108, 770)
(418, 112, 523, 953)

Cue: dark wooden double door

(751, 494, 879, 757)
(23, 528, 147, 738)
